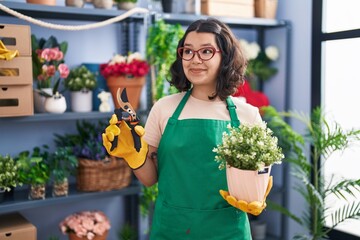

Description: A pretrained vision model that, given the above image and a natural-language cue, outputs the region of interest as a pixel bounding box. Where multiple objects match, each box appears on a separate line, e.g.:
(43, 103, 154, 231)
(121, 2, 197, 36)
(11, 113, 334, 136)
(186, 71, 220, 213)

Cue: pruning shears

(110, 88, 141, 152)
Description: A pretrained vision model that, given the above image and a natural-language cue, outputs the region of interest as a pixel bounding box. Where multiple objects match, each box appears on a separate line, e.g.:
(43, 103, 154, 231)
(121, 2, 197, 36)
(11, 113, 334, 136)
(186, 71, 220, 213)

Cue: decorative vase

(65, 0, 85, 7)
(44, 93, 67, 113)
(117, 2, 136, 10)
(106, 75, 145, 110)
(92, 0, 113, 9)
(226, 165, 272, 203)
(255, 0, 278, 19)
(29, 184, 46, 200)
(70, 90, 93, 112)
(33, 88, 53, 113)
(26, 0, 56, 5)
(53, 178, 69, 197)
(68, 231, 108, 240)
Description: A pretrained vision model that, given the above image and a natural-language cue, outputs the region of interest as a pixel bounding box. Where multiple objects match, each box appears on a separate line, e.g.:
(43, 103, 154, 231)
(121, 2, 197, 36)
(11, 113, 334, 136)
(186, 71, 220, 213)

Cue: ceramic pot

(117, 2, 136, 10)
(93, 0, 113, 9)
(33, 88, 53, 113)
(106, 75, 145, 110)
(70, 90, 93, 112)
(26, 0, 56, 5)
(44, 92, 67, 113)
(66, 0, 85, 7)
(226, 165, 272, 202)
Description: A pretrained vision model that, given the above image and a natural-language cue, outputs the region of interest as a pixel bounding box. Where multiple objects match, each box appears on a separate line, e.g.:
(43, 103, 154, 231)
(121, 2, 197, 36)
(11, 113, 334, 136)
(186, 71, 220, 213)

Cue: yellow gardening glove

(102, 114, 148, 169)
(220, 176, 273, 216)
(0, 40, 19, 60)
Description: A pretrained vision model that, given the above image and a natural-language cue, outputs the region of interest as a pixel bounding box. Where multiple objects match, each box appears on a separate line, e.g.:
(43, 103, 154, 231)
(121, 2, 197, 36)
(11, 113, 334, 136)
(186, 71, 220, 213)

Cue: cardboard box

(0, 57, 32, 85)
(0, 212, 36, 240)
(0, 24, 31, 56)
(0, 84, 34, 117)
(201, 0, 255, 18)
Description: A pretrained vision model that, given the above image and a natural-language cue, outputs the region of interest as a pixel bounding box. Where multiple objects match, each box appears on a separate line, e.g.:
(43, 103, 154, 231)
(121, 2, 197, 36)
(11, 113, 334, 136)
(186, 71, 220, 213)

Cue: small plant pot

(53, 178, 69, 197)
(117, 2, 136, 10)
(70, 90, 93, 112)
(33, 88, 53, 113)
(44, 93, 67, 113)
(26, 0, 56, 6)
(29, 184, 46, 200)
(93, 0, 113, 9)
(66, 0, 85, 7)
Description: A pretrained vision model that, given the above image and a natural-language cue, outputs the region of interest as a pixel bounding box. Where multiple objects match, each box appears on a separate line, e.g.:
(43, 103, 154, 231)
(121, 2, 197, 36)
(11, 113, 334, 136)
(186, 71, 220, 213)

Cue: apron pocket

(153, 201, 251, 240)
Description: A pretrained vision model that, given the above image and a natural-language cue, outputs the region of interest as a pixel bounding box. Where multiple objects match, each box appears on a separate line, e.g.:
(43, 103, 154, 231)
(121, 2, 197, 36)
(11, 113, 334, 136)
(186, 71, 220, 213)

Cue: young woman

(103, 18, 262, 239)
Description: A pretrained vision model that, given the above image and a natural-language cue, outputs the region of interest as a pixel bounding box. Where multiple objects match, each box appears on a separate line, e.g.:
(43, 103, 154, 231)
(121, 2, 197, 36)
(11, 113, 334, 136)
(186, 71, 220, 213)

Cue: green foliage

(16, 147, 51, 185)
(65, 65, 97, 91)
(54, 121, 108, 160)
(114, 0, 137, 3)
(48, 147, 78, 183)
(246, 51, 278, 82)
(262, 106, 360, 240)
(0, 154, 21, 191)
(146, 19, 184, 101)
(140, 183, 158, 217)
(118, 223, 138, 240)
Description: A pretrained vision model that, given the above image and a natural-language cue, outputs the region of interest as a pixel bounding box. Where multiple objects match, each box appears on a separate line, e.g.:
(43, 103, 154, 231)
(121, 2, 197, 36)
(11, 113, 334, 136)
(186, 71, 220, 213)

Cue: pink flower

(58, 63, 69, 78)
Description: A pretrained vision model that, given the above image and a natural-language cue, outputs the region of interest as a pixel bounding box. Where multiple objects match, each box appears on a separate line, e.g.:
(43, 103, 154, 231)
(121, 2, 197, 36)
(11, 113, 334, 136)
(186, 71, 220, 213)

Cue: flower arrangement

(59, 210, 111, 240)
(0, 154, 21, 192)
(31, 35, 69, 94)
(100, 52, 150, 78)
(213, 122, 284, 171)
(239, 39, 279, 88)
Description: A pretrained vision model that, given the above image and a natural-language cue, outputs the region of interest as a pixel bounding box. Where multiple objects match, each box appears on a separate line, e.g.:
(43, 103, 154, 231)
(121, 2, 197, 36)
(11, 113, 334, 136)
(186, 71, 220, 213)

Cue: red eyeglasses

(177, 46, 221, 61)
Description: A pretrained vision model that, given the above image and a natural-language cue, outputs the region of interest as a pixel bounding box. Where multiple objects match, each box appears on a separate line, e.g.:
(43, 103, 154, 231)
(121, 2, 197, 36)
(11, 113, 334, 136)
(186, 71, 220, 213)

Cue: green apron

(150, 90, 251, 240)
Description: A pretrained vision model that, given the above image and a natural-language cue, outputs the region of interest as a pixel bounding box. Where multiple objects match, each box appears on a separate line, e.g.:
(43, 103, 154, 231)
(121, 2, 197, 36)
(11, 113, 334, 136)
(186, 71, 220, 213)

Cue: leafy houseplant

(262, 106, 360, 240)
(0, 154, 21, 192)
(65, 65, 97, 92)
(48, 147, 78, 197)
(16, 147, 51, 200)
(146, 19, 184, 101)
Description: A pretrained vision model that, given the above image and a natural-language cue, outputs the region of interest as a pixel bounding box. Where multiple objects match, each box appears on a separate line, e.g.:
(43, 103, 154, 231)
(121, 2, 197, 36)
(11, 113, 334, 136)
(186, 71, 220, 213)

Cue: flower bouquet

(100, 52, 150, 109)
(213, 121, 284, 215)
(59, 210, 111, 240)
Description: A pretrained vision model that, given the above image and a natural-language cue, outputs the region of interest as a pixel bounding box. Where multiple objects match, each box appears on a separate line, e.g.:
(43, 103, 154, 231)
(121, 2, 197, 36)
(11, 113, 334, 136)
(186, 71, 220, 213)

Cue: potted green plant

(0, 154, 21, 202)
(262, 106, 360, 240)
(48, 146, 78, 197)
(65, 65, 97, 112)
(146, 19, 184, 102)
(16, 147, 51, 200)
(114, 0, 137, 10)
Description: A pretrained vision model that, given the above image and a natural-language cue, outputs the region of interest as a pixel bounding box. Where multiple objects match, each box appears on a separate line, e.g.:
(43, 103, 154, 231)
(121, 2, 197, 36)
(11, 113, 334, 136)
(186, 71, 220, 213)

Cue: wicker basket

(76, 157, 132, 192)
(255, 0, 278, 19)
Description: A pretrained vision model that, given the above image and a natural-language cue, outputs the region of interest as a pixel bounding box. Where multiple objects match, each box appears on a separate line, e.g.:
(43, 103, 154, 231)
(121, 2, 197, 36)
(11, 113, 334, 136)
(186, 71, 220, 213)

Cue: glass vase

(29, 184, 46, 200)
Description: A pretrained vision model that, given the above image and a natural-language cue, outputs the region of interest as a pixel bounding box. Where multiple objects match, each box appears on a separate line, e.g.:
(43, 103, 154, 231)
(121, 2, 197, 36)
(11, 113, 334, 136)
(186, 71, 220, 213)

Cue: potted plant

(48, 147, 78, 197)
(65, 65, 97, 112)
(16, 147, 51, 200)
(0, 154, 21, 202)
(262, 106, 360, 240)
(114, 0, 137, 10)
(213, 121, 284, 215)
(100, 52, 150, 110)
(31, 35, 69, 113)
(146, 19, 184, 102)
(59, 210, 111, 240)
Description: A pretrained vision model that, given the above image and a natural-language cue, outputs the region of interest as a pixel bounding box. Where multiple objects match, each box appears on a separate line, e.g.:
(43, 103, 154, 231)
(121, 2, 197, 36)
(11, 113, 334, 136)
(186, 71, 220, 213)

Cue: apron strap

(171, 90, 192, 120)
(226, 97, 240, 127)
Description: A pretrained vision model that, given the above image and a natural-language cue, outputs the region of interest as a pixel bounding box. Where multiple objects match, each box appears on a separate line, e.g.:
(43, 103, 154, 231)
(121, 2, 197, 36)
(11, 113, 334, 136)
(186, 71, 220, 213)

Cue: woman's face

(181, 32, 222, 91)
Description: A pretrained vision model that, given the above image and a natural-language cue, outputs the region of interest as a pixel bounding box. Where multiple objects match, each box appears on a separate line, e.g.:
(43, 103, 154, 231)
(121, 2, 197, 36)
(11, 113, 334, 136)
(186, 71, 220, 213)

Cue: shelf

(0, 1, 146, 22)
(0, 183, 141, 214)
(155, 12, 288, 29)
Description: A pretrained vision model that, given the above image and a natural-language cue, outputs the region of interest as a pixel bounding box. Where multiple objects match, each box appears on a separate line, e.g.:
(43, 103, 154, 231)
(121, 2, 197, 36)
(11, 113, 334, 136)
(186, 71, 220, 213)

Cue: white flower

(239, 39, 261, 60)
(127, 52, 143, 63)
(265, 46, 279, 61)
(109, 54, 126, 65)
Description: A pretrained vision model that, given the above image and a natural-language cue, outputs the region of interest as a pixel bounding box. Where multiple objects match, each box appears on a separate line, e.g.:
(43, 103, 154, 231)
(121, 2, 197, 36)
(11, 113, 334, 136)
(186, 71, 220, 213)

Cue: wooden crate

(201, 0, 255, 18)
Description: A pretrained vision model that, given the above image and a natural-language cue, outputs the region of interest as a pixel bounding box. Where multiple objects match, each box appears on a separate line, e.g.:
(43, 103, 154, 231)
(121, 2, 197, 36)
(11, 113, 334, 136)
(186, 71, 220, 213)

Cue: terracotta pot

(26, 0, 56, 6)
(106, 75, 145, 110)
(68, 231, 108, 240)
(226, 165, 271, 203)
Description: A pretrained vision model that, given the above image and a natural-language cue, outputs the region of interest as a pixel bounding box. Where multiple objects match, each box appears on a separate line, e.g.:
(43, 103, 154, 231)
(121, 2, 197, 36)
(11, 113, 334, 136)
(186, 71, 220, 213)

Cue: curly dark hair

(169, 18, 247, 101)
